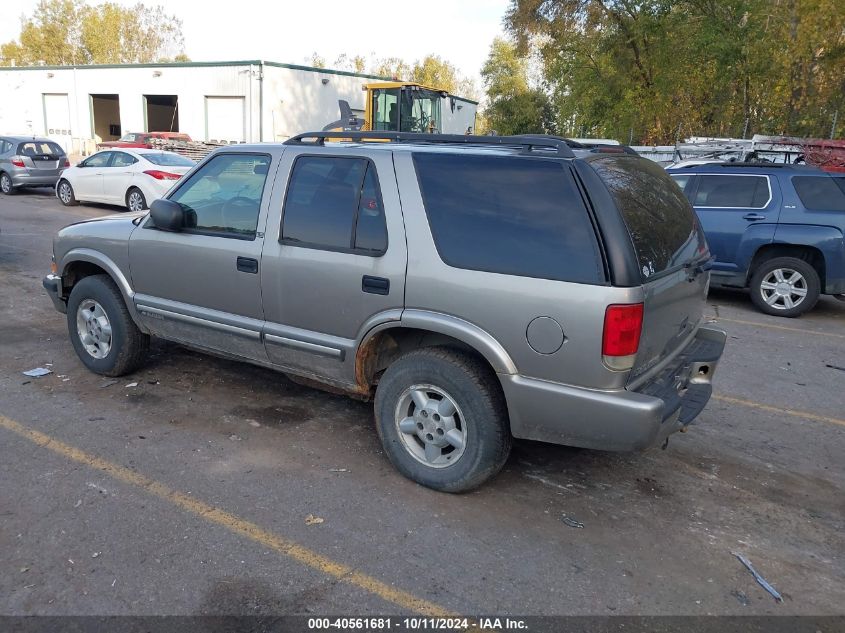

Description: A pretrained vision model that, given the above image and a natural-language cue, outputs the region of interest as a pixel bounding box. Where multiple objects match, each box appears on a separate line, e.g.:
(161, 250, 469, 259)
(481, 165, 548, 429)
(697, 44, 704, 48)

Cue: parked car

(43, 132, 726, 492)
(0, 135, 69, 194)
(56, 148, 195, 211)
(97, 132, 192, 149)
(668, 163, 845, 316)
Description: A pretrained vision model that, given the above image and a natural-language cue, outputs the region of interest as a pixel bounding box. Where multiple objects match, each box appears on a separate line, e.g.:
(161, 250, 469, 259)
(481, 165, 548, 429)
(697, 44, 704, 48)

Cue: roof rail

(284, 131, 577, 158)
(520, 134, 639, 155)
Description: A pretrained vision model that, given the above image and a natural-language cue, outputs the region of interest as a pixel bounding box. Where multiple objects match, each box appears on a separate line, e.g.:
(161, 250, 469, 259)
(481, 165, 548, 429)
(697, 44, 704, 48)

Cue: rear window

(17, 141, 63, 156)
(591, 156, 702, 280)
(692, 174, 770, 208)
(413, 153, 604, 284)
(144, 152, 195, 167)
(792, 176, 845, 211)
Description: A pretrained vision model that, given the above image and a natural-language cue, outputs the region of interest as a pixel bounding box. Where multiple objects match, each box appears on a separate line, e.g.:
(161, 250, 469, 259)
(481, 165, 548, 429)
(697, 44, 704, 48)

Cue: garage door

(43, 93, 72, 152)
(206, 96, 245, 143)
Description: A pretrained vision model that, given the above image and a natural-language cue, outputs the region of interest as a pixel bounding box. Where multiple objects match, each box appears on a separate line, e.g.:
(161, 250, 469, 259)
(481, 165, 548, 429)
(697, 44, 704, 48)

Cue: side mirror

(149, 198, 184, 231)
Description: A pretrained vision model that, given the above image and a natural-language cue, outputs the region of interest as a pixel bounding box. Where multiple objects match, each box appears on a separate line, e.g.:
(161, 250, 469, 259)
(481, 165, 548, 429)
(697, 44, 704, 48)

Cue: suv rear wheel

(374, 347, 512, 492)
(66, 275, 149, 376)
(749, 256, 820, 317)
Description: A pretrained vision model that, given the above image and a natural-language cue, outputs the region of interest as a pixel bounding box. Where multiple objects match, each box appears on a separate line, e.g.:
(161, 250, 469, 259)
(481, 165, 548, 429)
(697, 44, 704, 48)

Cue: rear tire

(57, 179, 78, 206)
(66, 275, 149, 376)
(0, 172, 14, 195)
(749, 256, 820, 317)
(126, 187, 147, 212)
(374, 347, 512, 492)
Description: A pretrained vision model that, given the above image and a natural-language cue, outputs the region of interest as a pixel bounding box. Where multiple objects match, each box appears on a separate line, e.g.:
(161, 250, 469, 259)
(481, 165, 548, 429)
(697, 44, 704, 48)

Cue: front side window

(414, 153, 604, 284)
(281, 156, 387, 254)
(792, 176, 845, 211)
(372, 89, 400, 131)
(693, 174, 770, 208)
(84, 152, 112, 168)
(168, 153, 271, 239)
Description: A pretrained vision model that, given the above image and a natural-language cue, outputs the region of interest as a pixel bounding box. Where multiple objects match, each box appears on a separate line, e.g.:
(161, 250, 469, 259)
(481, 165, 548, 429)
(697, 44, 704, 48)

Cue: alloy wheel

(75, 299, 113, 359)
(759, 267, 808, 311)
(394, 384, 467, 468)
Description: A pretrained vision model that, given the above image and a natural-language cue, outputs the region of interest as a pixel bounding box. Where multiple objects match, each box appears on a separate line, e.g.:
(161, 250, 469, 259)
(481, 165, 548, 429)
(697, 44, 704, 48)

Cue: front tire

(66, 275, 149, 376)
(126, 187, 147, 212)
(0, 172, 14, 195)
(749, 256, 820, 317)
(57, 179, 78, 206)
(374, 347, 512, 492)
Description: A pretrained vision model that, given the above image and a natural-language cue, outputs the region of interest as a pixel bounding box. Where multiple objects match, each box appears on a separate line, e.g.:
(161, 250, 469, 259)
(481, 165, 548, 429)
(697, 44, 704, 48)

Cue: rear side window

(792, 176, 845, 211)
(18, 141, 63, 156)
(692, 174, 770, 208)
(413, 153, 604, 284)
(281, 156, 388, 255)
(591, 156, 702, 280)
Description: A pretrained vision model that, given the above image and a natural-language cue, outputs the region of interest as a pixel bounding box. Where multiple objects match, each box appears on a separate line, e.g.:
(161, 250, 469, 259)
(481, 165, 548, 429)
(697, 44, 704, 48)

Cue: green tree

(1, 0, 187, 66)
(481, 37, 554, 135)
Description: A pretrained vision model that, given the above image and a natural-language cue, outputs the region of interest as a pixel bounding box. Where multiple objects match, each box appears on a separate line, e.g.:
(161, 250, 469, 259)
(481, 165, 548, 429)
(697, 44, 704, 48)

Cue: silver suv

(43, 132, 726, 492)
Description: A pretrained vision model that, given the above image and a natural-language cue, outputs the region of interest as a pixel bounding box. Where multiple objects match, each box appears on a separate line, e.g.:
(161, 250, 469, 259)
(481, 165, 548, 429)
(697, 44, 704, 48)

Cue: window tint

(111, 152, 136, 167)
(84, 152, 112, 168)
(792, 176, 845, 211)
(18, 141, 63, 156)
(282, 156, 387, 254)
(414, 153, 604, 284)
(144, 152, 195, 167)
(591, 156, 703, 280)
(693, 175, 769, 208)
(168, 153, 270, 238)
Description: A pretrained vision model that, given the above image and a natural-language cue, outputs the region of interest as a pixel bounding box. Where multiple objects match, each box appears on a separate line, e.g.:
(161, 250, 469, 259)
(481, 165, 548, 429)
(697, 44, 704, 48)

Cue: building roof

(0, 59, 480, 105)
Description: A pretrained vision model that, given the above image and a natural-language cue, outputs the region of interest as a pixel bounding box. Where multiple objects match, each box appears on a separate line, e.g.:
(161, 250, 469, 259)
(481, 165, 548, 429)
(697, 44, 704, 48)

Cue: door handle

(743, 213, 766, 221)
(236, 256, 258, 274)
(362, 275, 390, 295)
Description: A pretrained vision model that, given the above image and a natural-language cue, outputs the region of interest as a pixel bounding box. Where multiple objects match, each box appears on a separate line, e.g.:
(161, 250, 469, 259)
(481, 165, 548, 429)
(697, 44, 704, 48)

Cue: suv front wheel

(374, 347, 512, 492)
(749, 256, 820, 317)
(66, 275, 150, 376)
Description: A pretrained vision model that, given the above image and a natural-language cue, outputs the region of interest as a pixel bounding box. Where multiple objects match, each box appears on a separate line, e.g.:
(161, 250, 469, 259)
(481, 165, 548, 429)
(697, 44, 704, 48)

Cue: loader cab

(367, 83, 444, 134)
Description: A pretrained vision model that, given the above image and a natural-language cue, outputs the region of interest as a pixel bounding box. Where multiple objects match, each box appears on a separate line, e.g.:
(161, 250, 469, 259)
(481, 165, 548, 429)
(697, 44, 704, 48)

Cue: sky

(1, 0, 510, 88)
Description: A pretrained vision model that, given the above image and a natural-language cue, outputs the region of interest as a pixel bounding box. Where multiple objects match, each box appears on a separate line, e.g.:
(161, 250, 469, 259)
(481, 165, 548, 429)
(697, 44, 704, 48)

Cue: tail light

(62, 158, 70, 168)
(11, 156, 25, 167)
(143, 170, 182, 181)
(602, 303, 644, 370)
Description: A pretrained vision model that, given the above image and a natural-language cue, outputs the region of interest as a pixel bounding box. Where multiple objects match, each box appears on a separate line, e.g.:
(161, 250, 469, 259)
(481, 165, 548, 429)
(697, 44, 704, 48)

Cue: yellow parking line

(710, 316, 845, 340)
(713, 395, 845, 428)
(0, 415, 451, 616)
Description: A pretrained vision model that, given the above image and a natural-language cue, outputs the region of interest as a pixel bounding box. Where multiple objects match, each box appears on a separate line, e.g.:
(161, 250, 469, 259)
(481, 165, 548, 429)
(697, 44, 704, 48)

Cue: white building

(0, 60, 478, 154)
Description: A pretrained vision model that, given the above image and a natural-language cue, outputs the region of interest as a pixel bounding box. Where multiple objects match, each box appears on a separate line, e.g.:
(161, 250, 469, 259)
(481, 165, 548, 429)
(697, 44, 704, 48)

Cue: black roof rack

(284, 131, 577, 158)
(520, 134, 639, 156)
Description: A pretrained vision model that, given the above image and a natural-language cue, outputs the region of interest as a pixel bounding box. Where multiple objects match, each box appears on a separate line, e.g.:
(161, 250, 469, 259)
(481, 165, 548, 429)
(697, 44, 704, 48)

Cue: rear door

(101, 151, 138, 204)
(590, 155, 711, 382)
(259, 148, 406, 388)
(17, 140, 65, 179)
(681, 172, 781, 274)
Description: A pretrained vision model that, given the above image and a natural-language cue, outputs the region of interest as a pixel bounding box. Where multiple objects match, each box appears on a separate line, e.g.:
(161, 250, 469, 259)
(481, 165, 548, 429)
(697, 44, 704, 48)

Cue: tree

(481, 37, 554, 135)
(0, 0, 187, 66)
(503, 0, 845, 142)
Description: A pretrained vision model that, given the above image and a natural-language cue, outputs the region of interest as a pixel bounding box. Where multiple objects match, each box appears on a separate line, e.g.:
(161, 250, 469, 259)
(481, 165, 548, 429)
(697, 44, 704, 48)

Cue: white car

(56, 148, 195, 211)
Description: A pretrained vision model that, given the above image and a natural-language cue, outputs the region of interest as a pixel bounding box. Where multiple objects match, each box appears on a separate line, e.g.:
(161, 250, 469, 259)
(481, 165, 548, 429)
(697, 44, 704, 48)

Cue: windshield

(144, 152, 195, 167)
(119, 133, 140, 142)
(400, 89, 442, 133)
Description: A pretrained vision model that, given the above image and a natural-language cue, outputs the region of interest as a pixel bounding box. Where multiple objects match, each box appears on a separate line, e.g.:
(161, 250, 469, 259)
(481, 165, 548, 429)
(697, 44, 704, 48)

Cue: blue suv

(668, 163, 845, 317)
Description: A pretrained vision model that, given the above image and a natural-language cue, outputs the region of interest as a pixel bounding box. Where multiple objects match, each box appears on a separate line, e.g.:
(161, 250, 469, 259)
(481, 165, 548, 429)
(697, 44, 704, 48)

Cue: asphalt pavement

(1, 189, 843, 617)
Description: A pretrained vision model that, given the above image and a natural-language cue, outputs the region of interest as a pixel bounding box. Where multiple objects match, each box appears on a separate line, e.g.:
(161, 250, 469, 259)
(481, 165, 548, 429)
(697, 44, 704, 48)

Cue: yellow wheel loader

(324, 82, 448, 134)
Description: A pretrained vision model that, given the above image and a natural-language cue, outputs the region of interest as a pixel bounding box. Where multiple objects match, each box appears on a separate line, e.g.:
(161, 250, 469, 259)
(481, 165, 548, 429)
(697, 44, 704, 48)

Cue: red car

(97, 132, 192, 149)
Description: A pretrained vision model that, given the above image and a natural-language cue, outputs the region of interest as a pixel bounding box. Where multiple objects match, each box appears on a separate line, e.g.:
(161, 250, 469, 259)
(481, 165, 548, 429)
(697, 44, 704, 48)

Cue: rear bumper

(502, 326, 727, 451)
(42, 274, 67, 314)
(12, 172, 62, 187)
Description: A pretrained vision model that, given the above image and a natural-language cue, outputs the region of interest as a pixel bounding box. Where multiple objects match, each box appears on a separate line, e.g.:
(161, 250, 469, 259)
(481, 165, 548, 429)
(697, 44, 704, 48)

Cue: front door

(74, 151, 112, 200)
(128, 151, 276, 361)
(259, 149, 407, 388)
(687, 173, 781, 274)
